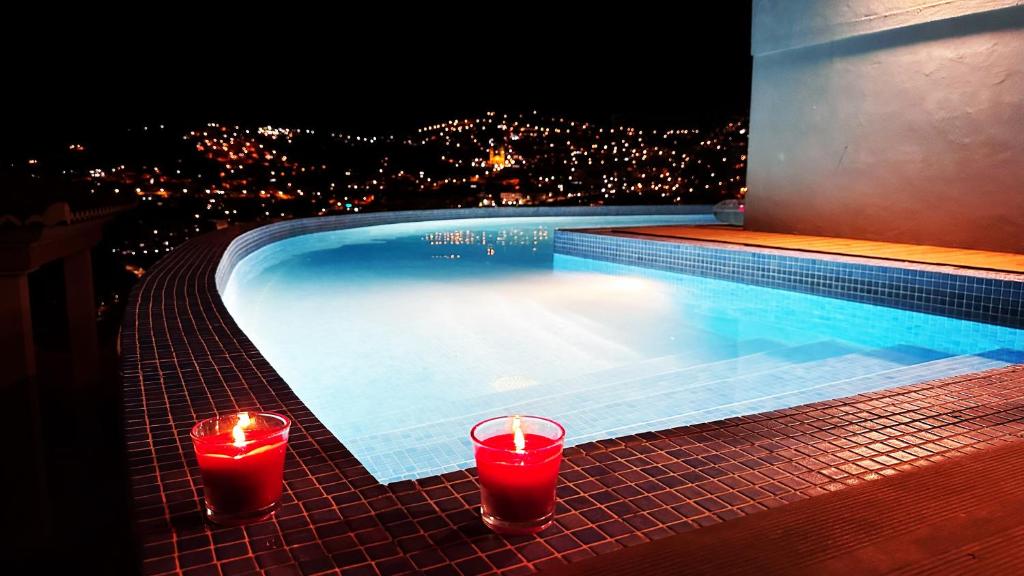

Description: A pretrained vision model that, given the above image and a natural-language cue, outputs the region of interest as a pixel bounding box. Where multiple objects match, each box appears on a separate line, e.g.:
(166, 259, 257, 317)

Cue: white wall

(746, 0, 1024, 253)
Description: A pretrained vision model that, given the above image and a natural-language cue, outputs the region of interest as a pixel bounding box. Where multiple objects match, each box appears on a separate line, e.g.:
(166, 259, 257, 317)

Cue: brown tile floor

(122, 225, 1024, 576)
(612, 225, 1024, 273)
(545, 439, 1024, 576)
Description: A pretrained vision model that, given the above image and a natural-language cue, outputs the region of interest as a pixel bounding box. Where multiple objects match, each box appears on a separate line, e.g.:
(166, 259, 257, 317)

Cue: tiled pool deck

(123, 212, 1024, 576)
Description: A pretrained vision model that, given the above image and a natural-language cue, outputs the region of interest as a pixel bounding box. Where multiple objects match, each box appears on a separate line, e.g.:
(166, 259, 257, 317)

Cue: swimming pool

(222, 215, 1024, 483)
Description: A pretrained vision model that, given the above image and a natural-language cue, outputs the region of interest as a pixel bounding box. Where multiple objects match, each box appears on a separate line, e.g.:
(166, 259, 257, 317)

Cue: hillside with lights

(6, 112, 747, 317)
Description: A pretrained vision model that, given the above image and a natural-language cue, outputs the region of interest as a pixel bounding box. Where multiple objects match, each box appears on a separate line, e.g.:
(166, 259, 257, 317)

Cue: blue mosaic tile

(554, 230, 1024, 329)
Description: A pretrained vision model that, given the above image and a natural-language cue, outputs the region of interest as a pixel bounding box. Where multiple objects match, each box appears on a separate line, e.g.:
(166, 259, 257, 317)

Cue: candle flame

(232, 412, 251, 447)
(512, 415, 526, 454)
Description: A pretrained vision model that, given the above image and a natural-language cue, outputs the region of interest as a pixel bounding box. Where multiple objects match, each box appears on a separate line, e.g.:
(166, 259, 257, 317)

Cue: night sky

(7, 8, 752, 156)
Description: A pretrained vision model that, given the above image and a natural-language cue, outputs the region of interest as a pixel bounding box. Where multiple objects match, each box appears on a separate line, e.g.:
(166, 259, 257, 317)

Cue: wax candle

(190, 412, 291, 525)
(471, 415, 565, 535)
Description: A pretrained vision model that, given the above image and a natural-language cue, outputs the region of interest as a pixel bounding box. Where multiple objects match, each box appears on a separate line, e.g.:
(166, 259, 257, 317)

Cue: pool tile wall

(554, 230, 1024, 329)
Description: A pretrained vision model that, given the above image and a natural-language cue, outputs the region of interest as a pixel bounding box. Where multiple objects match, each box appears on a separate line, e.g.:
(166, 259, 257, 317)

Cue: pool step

(565, 349, 1010, 445)
(343, 340, 865, 459)
(346, 336, 788, 428)
(346, 341, 873, 458)
(346, 340, 880, 467)
(353, 348, 1013, 483)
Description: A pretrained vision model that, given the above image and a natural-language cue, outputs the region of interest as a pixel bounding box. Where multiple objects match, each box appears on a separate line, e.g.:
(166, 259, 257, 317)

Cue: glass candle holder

(190, 411, 291, 525)
(471, 415, 565, 535)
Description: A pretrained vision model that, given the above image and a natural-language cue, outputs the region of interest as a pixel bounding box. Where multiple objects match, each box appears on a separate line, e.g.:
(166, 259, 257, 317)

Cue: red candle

(190, 412, 291, 525)
(471, 415, 565, 535)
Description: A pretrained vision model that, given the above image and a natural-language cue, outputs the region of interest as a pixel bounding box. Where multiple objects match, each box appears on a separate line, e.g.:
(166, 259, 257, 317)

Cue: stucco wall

(746, 0, 1024, 253)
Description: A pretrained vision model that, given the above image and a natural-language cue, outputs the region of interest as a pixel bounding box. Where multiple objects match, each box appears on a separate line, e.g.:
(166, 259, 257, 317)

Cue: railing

(69, 202, 136, 223)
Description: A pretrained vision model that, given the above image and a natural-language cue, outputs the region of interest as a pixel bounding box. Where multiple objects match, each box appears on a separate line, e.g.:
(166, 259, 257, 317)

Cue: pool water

(223, 216, 1024, 483)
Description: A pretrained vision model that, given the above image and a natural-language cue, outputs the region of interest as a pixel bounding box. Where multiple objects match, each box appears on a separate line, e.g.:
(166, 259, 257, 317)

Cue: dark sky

(7, 7, 752, 152)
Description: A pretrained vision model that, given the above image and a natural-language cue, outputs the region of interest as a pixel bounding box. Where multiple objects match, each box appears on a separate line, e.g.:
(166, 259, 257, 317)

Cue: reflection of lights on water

(422, 227, 550, 251)
(603, 275, 657, 293)
(491, 376, 538, 392)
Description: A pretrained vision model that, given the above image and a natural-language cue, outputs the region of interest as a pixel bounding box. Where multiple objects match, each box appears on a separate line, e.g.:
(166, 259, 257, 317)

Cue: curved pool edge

(121, 207, 1024, 576)
(214, 205, 715, 296)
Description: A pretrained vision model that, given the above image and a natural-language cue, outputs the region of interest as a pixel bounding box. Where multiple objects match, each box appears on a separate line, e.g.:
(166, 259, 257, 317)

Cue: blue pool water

(223, 215, 1024, 483)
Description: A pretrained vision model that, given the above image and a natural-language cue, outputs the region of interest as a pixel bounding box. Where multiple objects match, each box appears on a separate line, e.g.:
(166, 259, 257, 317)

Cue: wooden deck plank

(610, 226, 1024, 273)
